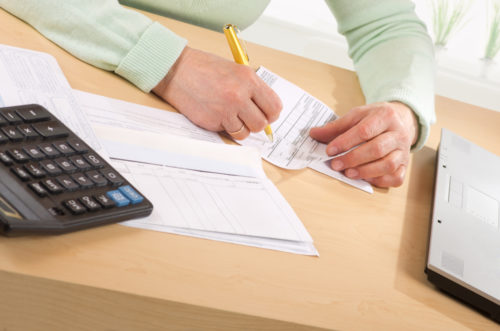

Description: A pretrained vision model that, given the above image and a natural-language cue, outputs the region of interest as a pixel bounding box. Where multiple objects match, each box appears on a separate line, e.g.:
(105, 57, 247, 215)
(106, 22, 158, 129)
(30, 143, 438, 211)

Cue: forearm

(325, 0, 436, 150)
(0, 0, 187, 92)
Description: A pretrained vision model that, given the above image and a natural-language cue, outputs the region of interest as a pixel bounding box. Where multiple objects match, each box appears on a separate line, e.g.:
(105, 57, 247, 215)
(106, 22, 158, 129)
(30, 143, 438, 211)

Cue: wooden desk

(1, 7, 499, 331)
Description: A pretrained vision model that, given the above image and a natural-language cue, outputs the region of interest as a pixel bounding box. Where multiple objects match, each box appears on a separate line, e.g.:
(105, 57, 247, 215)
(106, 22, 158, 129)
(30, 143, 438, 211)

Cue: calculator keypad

(0, 104, 152, 234)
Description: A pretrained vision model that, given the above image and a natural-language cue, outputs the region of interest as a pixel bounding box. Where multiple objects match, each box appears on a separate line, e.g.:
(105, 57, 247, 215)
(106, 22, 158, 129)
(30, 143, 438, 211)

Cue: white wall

(240, 0, 500, 112)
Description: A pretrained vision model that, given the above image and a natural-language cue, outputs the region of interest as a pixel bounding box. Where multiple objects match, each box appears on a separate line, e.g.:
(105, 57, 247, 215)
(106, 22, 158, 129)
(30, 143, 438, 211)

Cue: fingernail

(331, 160, 343, 171)
(345, 168, 358, 178)
(327, 146, 338, 156)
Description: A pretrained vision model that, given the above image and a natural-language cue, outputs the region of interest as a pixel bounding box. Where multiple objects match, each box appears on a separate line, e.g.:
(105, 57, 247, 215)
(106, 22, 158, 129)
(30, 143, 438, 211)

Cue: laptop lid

(427, 128, 500, 322)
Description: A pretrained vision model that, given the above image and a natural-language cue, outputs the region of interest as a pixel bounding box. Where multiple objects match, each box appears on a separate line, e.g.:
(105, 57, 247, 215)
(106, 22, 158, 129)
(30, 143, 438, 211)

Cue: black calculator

(0, 104, 153, 236)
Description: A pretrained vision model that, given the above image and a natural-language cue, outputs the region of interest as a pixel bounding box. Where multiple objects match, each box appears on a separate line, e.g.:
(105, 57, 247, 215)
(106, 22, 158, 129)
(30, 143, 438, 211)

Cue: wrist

(152, 46, 192, 98)
(390, 101, 419, 146)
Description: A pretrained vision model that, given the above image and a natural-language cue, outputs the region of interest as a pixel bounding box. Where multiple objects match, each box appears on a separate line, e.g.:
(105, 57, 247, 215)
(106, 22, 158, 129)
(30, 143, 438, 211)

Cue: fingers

(310, 102, 419, 188)
(227, 123, 250, 140)
(222, 98, 270, 139)
(251, 79, 282, 124)
(309, 107, 365, 143)
(340, 149, 408, 180)
(325, 111, 389, 156)
(238, 100, 270, 133)
(223, 114, 250, 140)
(330, 132, 400, 171)
(224, 68, 282, 138)
(365, 165, 407, 188)
(328, 127, 410, 188)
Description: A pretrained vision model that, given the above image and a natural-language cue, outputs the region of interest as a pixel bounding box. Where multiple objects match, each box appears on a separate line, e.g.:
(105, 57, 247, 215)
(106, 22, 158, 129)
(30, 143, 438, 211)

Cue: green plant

(431, 0, 471, 47)
(484, 0, 500, 60)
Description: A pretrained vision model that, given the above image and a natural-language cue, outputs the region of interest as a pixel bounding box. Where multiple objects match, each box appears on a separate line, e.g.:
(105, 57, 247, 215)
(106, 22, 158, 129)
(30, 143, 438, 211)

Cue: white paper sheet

(94, 126, 318, 256)
(75, 89, 223, 144)
(0, 44, 104, 154)
(74, 84, 370, 193)
(240, 67, 335, 169)
(75, 90, 316, 254)
(239, 67, 372, 193)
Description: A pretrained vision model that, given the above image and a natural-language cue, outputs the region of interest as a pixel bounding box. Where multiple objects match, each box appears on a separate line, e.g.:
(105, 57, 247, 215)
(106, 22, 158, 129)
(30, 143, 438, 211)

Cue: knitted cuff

(115, 22, 187, 92)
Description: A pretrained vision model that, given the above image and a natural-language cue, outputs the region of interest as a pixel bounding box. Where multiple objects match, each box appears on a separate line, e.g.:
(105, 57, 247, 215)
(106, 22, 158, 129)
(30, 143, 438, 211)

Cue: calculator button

(29, 182, 48, 197)
(23, 146, 45, 160)
(55, 158, 77, 173)
(32, 121, 69, 138)
(0, 152, 13, 165)
(118, 185, 144, 204)
(63, 199, 86, 214)
(7, 148, 30, 163)
(41, 178, 63, 194)
(70, 155, 91, 170)
(18, 125, 39, 139)
(84, 153, 104, 168)
(86, 170, 108, 186)
(39, 143, 61, 158)
(1, 127, 24, 142)
(40, 160, 62, 176)
(25, 163, 46, 178)
(79, 195, 101, 211)
(15, 107, 51, 123)
(106, 190, 130, 207)
(0, 115, 7, 127)
(101, 169, 123, 186)
(1, 111, 22, 125)
(54, 142, 75, 155)
(68, 138, 88, 153)
(56, 175, 79, 191)
(71, 173, 94, 189)
(95, 193, 115, 208)
(11, 166, 31, 181)
(0, 132, 8, 144)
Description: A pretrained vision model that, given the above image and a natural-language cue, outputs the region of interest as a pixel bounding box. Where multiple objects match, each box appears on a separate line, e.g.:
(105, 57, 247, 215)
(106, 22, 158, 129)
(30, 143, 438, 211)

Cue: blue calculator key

(118, 185, 144, 204)
(106, 190, 130, 207)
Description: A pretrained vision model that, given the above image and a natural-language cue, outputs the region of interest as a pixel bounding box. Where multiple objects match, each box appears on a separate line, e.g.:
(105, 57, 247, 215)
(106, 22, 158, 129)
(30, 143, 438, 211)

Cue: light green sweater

(0, 0, 435, 149)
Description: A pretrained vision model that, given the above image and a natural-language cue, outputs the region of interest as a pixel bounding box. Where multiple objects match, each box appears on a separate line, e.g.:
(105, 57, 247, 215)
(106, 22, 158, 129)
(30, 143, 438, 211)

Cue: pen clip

(234, 25, 249, 63)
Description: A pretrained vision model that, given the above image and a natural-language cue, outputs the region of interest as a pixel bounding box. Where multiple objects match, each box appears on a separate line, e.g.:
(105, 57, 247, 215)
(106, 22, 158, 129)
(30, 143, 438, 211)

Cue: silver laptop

(426, 128, 500, 322)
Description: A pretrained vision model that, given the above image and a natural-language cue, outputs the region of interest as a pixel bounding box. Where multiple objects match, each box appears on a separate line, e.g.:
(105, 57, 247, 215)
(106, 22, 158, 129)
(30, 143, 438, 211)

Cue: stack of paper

(75, 91, 317, 255)
(95, 126, 318, 255)
(0, 44, 367, 255)
(0, 44, 318, 255)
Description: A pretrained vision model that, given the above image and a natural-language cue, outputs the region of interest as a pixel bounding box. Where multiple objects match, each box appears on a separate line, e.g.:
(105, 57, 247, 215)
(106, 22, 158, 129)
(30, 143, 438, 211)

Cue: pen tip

(267, 133, 274, 142)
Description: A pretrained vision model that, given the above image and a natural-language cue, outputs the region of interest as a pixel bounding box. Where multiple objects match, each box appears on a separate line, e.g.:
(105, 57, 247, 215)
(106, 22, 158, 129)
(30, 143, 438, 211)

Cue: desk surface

(1, 7, 499, 331)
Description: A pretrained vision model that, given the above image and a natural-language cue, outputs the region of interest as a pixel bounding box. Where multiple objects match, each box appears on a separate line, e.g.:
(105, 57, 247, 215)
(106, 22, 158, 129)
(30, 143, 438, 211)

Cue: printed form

(75, 74, 371, 193)
(241, 67, 373, 193)
(77, 91, 317, 254)
(0, 44, 316, 255)
(94, 126, 318, 256)
(75, 90, 223, 144)
(0, 45, 104, 154)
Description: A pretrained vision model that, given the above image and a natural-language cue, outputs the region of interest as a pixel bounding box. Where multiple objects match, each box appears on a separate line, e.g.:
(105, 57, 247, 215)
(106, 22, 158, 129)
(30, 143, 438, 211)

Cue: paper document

(74, 77, 370, 193)
(94, 126, 318, 256)
(239, 67, 372, 193)
(240, 67, 334, 169)
(0, 44, 104, 153)
(75, 90, 223, 144)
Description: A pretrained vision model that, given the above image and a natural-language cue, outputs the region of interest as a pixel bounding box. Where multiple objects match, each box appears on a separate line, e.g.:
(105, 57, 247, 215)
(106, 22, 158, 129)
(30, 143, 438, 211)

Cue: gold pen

(223, 24, 274, 142)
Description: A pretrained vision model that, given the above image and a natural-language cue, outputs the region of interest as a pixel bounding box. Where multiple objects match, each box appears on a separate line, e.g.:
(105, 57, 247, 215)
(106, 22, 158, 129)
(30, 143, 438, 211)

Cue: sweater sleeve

(0, 0, 187, 92)
(325, 0, 436, 150)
